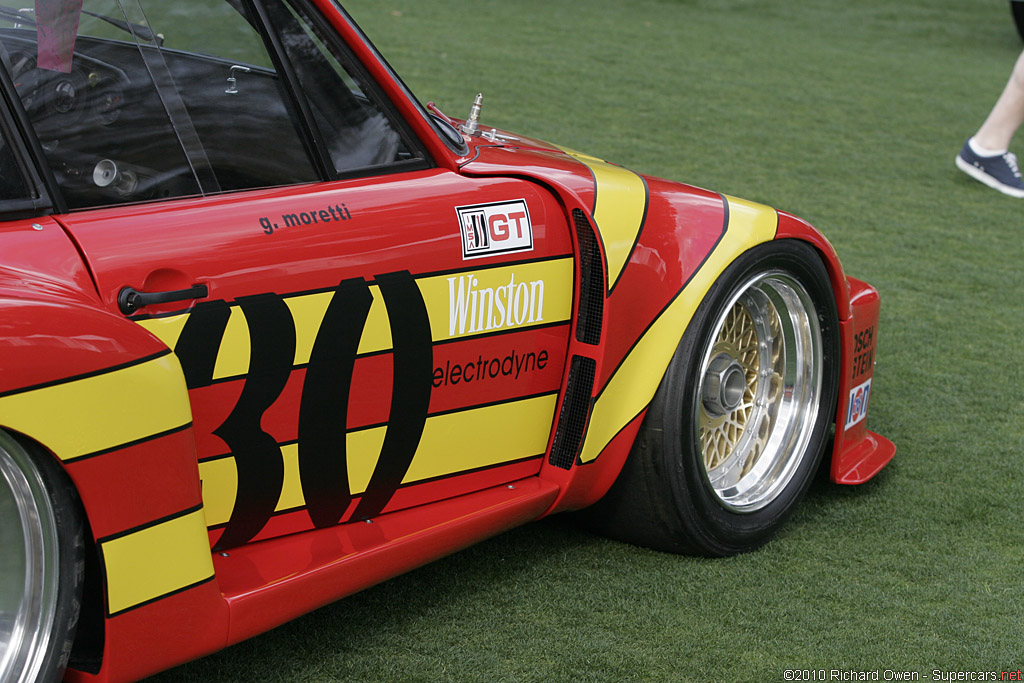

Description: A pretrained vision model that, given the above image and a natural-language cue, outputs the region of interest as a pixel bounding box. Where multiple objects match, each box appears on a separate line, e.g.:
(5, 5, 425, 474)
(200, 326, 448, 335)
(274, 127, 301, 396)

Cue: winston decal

(415, 258, 573, 343)
(448, 272, 545, 336)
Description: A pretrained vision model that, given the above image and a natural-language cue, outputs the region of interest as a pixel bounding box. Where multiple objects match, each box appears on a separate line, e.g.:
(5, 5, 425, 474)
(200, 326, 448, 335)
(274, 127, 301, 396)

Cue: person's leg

(956, 50, 1024, 197)
(974, 50, 1024, 152)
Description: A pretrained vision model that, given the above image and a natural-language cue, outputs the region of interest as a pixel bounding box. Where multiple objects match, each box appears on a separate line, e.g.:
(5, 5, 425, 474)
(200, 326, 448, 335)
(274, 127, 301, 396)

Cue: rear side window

(0, 0, 424, 210)
(0, 2, 204, 208)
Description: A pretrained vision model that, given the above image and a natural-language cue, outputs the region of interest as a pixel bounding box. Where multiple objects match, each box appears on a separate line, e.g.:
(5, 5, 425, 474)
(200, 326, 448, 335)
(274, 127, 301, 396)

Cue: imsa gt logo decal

(845, 378, 872, 430)
(457, 199, 533, 259)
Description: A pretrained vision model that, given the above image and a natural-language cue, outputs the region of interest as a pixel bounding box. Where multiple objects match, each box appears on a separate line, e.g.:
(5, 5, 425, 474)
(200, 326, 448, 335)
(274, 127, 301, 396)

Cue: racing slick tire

(0, 429, 84, 682)
(585, 240, 839, 556)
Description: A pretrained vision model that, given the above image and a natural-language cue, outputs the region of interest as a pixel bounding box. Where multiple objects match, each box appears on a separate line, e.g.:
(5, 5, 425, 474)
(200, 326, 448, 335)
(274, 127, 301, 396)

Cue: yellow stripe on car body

(197, 395, 557, 526)
(403, 394, 556, 482)
(212, 307, 251, 381)
(100, 507, 214, 615)
(559, 147, 648, 291)
(139, 260, 571, 378)
(579, 196, 778, 463)
(0, 353, 193, 461)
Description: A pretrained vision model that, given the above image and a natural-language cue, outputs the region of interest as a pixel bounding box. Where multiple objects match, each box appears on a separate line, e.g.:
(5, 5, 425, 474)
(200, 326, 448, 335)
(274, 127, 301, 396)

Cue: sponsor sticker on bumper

(845, 378, 872, 430)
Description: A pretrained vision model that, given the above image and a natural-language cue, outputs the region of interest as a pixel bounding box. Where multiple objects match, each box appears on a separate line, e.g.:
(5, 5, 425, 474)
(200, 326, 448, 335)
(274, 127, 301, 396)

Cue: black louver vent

(548, 355, 596, 469)
(572, 209, 604, 346)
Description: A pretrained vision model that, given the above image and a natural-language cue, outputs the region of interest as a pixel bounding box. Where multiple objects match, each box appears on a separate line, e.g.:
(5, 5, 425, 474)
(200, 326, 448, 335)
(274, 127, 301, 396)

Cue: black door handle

(118, 284, 208, 314)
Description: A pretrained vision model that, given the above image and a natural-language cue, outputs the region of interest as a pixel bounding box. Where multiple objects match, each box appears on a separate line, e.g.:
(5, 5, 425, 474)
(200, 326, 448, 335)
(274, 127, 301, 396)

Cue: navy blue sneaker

(956, 139, 1024, 198)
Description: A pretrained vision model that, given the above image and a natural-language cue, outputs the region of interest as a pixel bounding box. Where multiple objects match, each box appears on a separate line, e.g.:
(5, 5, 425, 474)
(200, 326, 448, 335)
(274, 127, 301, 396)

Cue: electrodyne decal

(457, 199, 533, 259)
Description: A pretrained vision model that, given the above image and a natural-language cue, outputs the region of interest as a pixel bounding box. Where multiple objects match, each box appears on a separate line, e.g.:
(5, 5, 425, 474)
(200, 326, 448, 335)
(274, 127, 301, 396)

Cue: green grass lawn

(148, 1, 1024, 680)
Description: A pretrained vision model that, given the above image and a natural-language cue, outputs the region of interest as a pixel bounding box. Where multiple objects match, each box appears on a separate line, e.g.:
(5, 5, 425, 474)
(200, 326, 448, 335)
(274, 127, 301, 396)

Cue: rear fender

(0, 297, 229, 681)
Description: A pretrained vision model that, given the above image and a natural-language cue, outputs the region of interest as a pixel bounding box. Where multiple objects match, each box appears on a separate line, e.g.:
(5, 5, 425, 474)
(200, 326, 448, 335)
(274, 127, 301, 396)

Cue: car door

(3, 0, 574, 550)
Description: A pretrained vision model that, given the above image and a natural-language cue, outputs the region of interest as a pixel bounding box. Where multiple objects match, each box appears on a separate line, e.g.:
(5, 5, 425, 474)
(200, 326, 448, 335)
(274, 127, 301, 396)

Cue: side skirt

(217, 477, 559, 645)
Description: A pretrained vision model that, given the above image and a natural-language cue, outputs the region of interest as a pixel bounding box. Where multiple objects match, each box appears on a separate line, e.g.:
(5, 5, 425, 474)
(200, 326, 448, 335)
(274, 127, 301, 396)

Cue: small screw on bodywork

(31, 223, 43, 231)
(506, 485, 516, 490)
(219, 552, 230, 557)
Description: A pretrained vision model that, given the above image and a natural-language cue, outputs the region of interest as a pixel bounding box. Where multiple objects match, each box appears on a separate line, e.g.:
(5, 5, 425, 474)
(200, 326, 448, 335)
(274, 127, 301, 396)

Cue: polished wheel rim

(0, 432, 59, 683)
(697, 271, 822, 512)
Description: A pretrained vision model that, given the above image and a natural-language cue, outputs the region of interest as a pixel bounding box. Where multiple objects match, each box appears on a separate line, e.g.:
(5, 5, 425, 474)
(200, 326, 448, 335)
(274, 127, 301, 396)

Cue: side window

(0, 0, 402, 210)
(0, 1, 205, 209)
(128, 0, 320, 193)
(265, 0, 423, 175)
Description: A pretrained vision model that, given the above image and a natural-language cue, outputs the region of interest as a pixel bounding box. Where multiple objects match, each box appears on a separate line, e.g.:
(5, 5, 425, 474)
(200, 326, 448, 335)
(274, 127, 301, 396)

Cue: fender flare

(0, 295, 226, 677)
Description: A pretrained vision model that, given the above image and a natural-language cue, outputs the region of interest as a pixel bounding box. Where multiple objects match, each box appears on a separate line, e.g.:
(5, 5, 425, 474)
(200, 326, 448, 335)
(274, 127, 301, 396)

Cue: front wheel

(584, 240, 839, 556)
(0, 430, 84, 682)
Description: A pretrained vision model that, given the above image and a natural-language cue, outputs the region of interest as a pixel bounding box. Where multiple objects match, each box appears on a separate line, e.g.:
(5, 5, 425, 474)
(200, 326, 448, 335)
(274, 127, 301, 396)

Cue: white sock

(969, 137, 1007, 158)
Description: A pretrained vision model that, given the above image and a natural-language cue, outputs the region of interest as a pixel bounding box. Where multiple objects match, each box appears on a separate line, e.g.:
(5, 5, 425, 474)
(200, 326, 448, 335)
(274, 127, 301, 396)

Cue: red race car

(0, 1, 894, 681)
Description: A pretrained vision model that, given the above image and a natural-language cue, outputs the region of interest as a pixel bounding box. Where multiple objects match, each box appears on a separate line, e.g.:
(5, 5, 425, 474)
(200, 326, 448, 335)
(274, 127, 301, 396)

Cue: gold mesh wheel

(700, 298, 785, 473)
(695, 271, 822, 512)
(576, 241, 839, 556)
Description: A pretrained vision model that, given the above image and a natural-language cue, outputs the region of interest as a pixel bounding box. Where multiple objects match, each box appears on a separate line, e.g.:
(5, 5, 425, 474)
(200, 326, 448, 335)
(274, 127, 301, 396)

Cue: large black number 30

(173, 272, 432, 551)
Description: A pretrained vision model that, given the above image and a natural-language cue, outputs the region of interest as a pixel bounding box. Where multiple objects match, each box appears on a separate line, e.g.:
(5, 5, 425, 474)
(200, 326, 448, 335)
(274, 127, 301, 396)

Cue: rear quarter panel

(0, 218, 229, 682)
